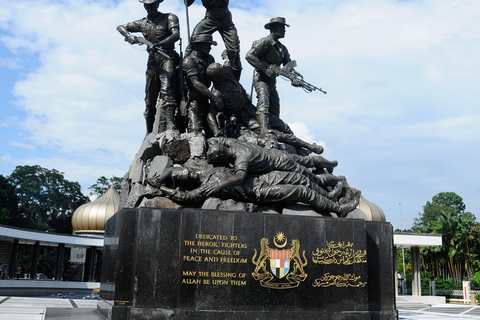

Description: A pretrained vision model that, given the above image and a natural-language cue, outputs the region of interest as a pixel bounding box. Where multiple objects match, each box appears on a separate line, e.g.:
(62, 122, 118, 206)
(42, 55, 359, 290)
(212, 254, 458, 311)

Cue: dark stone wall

(100, 208, 397, 320)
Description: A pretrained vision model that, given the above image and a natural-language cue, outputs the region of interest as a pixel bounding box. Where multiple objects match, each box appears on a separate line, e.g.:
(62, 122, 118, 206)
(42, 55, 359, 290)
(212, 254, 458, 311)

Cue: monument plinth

(99, 207, 397, 319)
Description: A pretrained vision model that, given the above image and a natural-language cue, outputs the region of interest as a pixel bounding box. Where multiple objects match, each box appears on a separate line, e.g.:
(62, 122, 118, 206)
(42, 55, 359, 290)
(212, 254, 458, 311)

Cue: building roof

(394, 232, 443, 248)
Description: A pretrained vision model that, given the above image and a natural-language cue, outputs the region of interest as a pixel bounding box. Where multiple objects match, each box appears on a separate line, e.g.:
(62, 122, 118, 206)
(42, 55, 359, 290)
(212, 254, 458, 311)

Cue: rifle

(134, 36, 172, 60)
(269, 60, 327, 94)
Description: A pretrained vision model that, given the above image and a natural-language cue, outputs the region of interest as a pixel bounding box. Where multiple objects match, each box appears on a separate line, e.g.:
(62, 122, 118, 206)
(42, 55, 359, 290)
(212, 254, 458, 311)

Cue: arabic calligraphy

(312, 241, 366, 265)
(312, 272, 366, 288)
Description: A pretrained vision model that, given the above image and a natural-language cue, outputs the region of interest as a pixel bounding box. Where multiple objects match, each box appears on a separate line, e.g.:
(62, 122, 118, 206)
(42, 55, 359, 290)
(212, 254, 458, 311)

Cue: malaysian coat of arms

(252, 232, 307, 289)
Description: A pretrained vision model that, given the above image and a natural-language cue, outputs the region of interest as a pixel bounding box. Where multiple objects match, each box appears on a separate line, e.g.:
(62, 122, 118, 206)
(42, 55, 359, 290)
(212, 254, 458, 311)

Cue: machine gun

(269, 60, 326, 94)
(133, 36, 172, 60)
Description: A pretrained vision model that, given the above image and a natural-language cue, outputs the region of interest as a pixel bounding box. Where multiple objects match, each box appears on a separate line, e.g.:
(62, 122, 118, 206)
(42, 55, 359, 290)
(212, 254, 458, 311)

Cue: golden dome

(72, 184, 120, 235)
(357, 195, 386, 222)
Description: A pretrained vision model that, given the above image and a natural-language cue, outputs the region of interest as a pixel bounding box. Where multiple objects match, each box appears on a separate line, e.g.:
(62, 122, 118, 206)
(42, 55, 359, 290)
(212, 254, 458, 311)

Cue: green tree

(0, 174, 19, 225)
(88, 175, 122, 197)
(414, 192, 466, 231)
(8, 165, 88, 233)
(37, 247, 57, 278)
(415, 192, 479, 282)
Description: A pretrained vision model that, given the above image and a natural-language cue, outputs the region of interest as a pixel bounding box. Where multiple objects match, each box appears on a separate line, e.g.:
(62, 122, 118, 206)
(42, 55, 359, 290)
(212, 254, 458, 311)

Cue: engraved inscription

(181, 233, 248, 286)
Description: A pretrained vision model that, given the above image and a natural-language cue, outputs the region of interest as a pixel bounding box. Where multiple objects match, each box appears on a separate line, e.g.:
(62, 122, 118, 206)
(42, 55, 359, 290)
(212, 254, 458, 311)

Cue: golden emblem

(252, 232, 307, 289)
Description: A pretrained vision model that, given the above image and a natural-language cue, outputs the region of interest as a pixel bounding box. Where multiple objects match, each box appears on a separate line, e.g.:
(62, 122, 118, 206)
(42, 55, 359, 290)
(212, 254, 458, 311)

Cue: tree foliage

(88, 175, 122, 197)
(0, 174, 19, 225)
(414, 192, 479, 283)
(414, 192, 467, 231)
(7, 165, 88, 233)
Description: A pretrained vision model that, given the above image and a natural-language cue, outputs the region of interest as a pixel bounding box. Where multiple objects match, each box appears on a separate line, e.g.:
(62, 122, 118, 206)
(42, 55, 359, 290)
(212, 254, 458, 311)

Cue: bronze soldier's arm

(117, 24, 137, 44)
(156, 26, 180, 47)
(202, 170, 246, 197)
(189, 75, 224, 109)
(246, 48, 268, 75)
(245, 48, 275, 78)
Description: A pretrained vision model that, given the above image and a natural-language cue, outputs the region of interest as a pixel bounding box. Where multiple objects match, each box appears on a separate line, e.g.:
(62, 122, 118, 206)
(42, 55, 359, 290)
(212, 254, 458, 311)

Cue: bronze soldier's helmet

(264, 17, 290, 29)
(138, 0, 163, 3)
(190, 34, 218, 46)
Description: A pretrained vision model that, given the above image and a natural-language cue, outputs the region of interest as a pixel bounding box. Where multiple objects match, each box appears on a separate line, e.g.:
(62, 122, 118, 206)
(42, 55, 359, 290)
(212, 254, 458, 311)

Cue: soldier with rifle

(117, 0, 180, 134)
(205, 62, 324, 155)
(246, 17, 324, 134)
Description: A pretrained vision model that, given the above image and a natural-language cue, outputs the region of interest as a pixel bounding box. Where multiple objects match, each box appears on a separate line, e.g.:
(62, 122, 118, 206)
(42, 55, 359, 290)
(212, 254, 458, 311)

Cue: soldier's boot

(207, 112, 221, 137)
(144, 108, 155, 134)
(310, 195, 339, 214)
(187, 107, 203, 135)
(283, 123, 294, 135)
(311, 156, 338, 173)
(310, 190, 359, 217)
(336, 189, 361, 217)
(146, 120, 154, 135)
(327, 181, 344, 200)
(297, 139, 324, 154)
(165, 104, 178, 132)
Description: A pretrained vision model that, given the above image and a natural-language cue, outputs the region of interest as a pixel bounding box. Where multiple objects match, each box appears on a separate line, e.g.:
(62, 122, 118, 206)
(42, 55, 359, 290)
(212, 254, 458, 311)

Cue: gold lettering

(204, 256, 219, 262)
(182, 278, 201, 284)
(221, 242, 247, 249)
(197, 241, 219, 247)
(312, 272, 366, 288)
(211, 272, 236, 278)
(213, 249, 231, 255)
(312, 241, 366, 265)
(230, 280, 246, 286)
(195, 234, 228, 240)
(220, 257, 247, 264)
(183, 255, 202, 262)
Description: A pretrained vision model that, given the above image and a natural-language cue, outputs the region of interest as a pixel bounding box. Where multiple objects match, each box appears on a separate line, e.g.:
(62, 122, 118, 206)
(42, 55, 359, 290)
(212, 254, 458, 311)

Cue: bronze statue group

(117, 0, 360, 217)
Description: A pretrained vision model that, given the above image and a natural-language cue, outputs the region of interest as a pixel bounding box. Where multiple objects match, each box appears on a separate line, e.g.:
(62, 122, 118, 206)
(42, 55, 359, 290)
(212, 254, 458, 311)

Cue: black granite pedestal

(99, 208, 397, 320)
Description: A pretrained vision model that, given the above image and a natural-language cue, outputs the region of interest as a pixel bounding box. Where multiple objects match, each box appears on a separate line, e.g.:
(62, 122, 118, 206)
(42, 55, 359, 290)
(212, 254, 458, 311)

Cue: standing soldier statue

(117, 0, 180, 134)
(186, 0, 242, 80)
(246, 17, 301, 134)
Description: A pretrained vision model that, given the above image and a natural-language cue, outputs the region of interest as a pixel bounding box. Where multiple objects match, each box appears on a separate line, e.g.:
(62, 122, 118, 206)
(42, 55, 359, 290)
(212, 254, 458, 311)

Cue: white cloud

(1, 0, 480, 229)
(9, 141, 36, 151)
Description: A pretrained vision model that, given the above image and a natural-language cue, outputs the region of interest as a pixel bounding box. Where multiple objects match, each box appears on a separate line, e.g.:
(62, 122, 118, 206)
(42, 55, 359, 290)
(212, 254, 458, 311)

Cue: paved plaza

(1, 295, 480, 320)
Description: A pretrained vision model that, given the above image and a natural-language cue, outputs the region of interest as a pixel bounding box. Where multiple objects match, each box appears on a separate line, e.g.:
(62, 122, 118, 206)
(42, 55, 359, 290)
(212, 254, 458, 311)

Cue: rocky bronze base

(100, 208, 397, 320)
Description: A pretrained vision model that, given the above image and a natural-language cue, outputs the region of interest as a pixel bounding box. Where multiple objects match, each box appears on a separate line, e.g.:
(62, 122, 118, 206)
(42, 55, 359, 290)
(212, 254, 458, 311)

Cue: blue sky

(1, 0, 479, 229)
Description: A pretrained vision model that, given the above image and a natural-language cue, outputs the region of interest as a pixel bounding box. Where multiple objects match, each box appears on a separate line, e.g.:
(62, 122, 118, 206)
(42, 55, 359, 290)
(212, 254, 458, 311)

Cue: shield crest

(269, 249, 291, 278)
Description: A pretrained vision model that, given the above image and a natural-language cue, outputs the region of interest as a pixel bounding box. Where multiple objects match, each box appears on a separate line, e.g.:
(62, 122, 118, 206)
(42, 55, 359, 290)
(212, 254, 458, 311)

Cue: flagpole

(183, 0, 191, 43)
